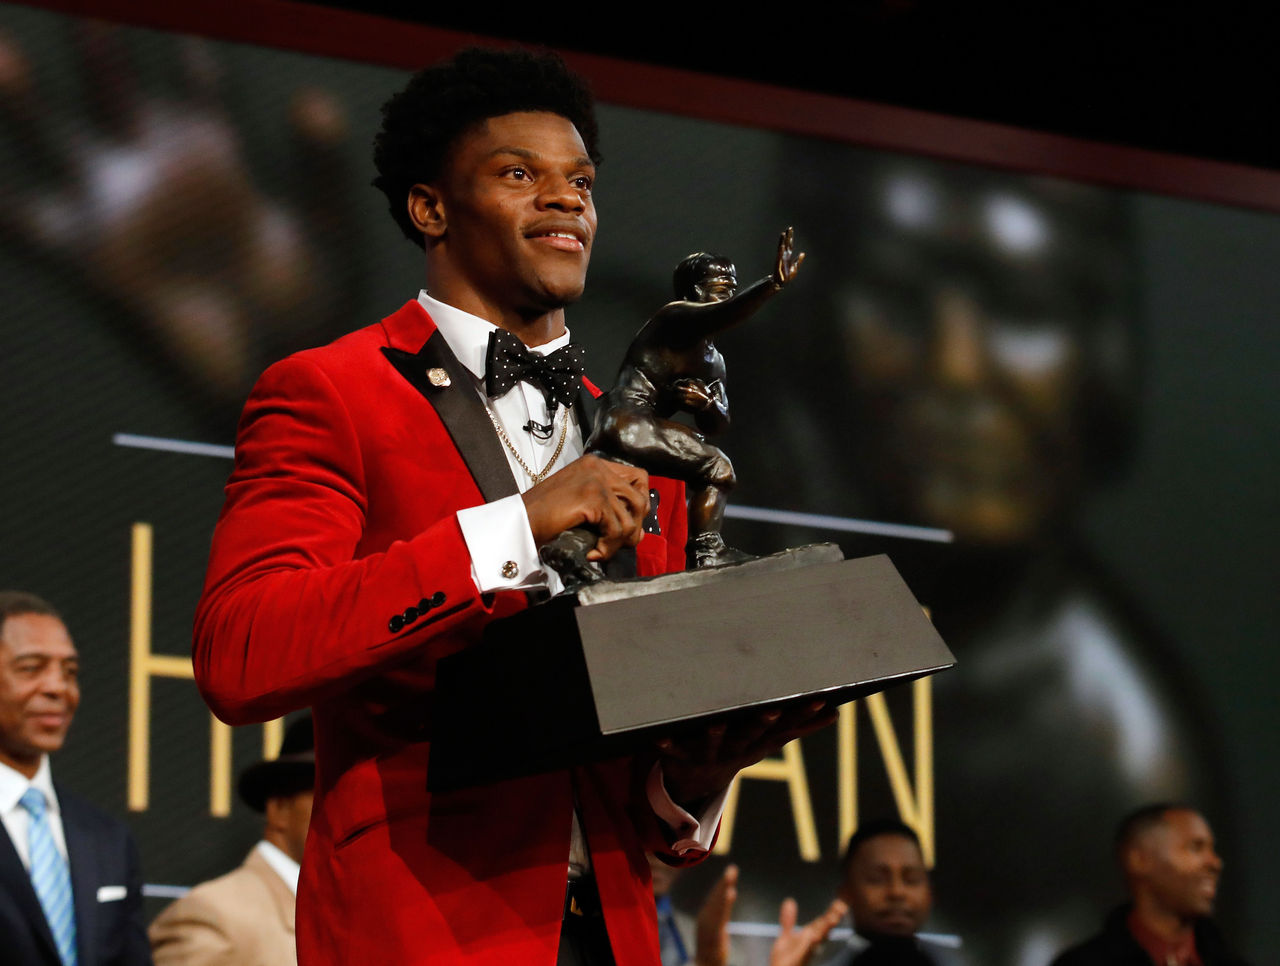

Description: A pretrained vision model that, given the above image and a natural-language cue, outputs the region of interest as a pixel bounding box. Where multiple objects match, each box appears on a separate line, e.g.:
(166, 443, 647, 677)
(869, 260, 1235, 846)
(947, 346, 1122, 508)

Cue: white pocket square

(97, 885, 127, 903)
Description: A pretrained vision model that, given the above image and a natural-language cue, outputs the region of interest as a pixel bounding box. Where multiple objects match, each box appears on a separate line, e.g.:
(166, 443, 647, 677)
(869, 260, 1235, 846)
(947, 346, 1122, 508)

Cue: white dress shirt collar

(416, 290, 574, 382)
(255, 839, 301, 896)
(0, 755, 59, 817)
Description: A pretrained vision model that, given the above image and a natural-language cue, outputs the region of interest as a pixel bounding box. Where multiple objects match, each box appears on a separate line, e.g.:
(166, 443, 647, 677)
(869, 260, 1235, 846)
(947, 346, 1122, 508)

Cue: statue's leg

(593, 410, 752, 568)
(538, 527, 605, 591)
(685, 450, 753, 569)
(687, 449, 735, 536)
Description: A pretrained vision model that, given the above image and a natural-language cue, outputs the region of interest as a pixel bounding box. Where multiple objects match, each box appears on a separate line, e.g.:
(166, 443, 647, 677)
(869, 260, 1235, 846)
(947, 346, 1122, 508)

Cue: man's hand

(658, 699, 838, 808)
(522, 454, 649, 561)
(694, 864, 739, 966)
(773, 226, 806, 288)
(770, 897, 847, 966)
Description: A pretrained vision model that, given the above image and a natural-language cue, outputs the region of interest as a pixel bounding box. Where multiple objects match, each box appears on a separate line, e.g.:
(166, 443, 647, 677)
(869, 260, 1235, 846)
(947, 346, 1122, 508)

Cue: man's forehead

(0, 613, 77, 657)
(458, 111, 588, 158)
(1165, 809, 1212, 839)
(853, 833, 927, 869)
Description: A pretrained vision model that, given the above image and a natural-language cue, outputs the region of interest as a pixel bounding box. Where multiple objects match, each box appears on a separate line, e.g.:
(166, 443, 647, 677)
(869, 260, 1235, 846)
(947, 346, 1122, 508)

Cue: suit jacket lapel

(382, 330, 519, 504)
(0, 806, 63, 966)
(60, 791, 98, 966)
(382, 312, 637, 580)
(245, 848, 296, 933)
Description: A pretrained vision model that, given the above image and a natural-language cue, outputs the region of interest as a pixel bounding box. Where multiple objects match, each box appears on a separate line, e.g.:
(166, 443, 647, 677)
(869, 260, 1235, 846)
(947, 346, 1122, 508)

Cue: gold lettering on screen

(715, 678, 936, 866)
(127, 523, 282, 817)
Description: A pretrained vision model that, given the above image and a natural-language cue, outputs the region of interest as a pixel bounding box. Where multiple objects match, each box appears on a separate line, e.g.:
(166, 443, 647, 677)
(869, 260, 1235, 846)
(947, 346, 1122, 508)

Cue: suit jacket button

(431, 591, 446, 607)
(388, 615, 404, 633)
(403, 606, 418, 623)
(418, 597, 432, 611)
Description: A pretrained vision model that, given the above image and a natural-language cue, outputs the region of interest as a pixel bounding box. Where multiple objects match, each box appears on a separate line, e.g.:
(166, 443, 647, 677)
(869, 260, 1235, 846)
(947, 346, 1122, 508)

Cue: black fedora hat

(237, 714, 315, 812)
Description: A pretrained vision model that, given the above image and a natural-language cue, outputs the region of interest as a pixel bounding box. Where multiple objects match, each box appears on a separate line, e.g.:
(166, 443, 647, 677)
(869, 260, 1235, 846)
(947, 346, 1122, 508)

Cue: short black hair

(1115, 802, 1193, 860)
(840, 818, 923, 879)
(372, 47, 601, 249)
(0, 591, 61, 631)
(673, 252, 735, 300)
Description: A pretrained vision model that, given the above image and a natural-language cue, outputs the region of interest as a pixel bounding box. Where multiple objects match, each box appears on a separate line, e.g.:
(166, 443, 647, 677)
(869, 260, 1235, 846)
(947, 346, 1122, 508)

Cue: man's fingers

(806, 899, 847, 941)
(777, 897, 798, 934)
(720, 710, 782, 758)
(530, 454, 648, 559)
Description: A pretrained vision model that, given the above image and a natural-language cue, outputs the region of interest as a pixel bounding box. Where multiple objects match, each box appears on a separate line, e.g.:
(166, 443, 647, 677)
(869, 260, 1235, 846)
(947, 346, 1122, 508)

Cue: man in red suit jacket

(194, 48, 829, 966)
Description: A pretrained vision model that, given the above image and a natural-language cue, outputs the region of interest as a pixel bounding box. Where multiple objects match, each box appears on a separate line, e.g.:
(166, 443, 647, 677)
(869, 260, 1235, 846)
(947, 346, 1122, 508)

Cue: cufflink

(427, 367, 451, 387)
(501, 560, 519, 579)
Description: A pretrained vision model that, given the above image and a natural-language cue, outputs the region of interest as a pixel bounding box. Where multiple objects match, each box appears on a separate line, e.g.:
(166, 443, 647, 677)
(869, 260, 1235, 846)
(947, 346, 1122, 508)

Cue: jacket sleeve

(192, 353, 501, 725)
(121, 829, 154, 966)
(148, 891, 237, 966)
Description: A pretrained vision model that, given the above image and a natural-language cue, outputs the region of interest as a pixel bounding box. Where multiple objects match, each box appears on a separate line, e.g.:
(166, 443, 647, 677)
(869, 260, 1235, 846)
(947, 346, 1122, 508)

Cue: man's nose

(539, 176, 585, 212)
(39, 667, 72, 695)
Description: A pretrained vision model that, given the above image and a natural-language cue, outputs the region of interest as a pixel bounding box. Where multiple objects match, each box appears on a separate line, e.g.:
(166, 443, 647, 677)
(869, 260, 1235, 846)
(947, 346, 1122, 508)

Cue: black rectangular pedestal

(429, 552, 953, 790)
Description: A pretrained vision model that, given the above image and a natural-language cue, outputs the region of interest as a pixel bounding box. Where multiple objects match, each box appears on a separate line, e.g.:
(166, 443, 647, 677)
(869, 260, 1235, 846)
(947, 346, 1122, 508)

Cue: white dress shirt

(421, 291, 582, 597)
(255, 839, 301, 895)
(421, 290, 726, 858)
(0, 756, 69, 867)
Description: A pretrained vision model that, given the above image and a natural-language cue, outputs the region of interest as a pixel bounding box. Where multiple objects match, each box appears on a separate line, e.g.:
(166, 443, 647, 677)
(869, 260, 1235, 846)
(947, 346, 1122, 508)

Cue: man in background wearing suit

(0, 590, 151, 966)
(149, 715, 315, 966)
(1050, 804, 1249, 966)
(819, 820, 962, 966)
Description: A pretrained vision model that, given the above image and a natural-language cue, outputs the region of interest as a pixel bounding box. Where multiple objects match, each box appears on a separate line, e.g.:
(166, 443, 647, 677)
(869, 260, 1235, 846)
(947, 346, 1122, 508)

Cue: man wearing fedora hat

(149, 715, 314, 966)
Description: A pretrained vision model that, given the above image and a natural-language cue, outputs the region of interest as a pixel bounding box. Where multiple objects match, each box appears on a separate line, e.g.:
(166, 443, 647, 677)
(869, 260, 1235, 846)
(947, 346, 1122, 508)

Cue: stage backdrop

(0, 6, 1276, 966)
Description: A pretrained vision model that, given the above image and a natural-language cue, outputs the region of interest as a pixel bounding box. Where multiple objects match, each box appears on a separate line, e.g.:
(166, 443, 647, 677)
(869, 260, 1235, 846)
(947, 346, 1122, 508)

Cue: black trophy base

(429, 547, 953, 791)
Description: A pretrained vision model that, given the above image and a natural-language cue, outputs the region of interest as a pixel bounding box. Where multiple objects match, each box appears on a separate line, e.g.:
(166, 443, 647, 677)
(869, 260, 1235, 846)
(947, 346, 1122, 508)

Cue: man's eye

(505, 166, 532, 181)
(572, 176, 593, 191)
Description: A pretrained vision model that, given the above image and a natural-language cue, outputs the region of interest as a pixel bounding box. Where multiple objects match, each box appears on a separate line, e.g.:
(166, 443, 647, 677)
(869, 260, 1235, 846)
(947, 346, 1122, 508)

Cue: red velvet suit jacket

(193, 301, 692, 965)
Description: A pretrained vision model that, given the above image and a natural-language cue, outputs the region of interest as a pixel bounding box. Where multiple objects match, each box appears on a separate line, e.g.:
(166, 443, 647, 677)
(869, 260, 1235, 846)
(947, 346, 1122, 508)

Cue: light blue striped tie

(20, 788, 78, 966)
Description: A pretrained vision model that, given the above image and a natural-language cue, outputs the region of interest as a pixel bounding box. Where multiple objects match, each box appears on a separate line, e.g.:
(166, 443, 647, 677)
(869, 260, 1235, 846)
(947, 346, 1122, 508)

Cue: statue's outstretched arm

(681, 227, 805, 342)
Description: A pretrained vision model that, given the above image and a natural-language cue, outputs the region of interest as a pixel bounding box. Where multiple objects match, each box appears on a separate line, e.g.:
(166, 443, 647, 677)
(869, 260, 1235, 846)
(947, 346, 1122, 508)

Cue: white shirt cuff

(457, 495, 546, 593)
(646, 763, 730, 855)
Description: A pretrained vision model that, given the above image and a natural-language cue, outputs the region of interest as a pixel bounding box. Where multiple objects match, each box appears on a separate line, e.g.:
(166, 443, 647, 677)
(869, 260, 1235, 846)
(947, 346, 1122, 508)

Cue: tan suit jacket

(149, 848, 295, 966)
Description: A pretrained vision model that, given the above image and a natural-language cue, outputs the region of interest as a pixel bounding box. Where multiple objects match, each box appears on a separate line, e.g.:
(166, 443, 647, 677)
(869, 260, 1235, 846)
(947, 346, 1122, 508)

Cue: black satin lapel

(382, 332, 519, 503)
(60, 795, 98, 966)
(0, 818, 61, 964)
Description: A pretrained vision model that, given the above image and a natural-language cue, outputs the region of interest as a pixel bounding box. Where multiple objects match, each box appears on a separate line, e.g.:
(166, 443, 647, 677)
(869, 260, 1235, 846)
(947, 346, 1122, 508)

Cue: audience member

(0, 590, 151, 966)
(1049, 804, 1249, 966)
(652, 855, 845, 966)
(820, 820, 961, 966)
(149, 715, 315, 965)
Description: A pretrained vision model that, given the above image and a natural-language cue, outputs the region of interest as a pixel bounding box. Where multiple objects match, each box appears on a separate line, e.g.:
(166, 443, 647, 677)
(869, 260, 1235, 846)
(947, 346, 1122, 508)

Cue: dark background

(1, 4, 1276, 965)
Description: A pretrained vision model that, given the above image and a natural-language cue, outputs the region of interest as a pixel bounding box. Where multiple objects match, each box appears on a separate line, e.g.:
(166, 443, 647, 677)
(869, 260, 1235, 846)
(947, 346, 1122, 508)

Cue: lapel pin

(426, 367, 451, 387)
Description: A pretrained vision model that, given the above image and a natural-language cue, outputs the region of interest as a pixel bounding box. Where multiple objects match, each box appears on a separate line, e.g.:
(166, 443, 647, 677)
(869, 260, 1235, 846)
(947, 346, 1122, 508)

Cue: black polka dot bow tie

(484, 328, 587, 409)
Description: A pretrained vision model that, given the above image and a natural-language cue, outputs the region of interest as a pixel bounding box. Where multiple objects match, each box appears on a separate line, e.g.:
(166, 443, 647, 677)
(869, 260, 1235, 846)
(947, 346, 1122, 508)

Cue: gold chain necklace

(484, 403, 571, 485)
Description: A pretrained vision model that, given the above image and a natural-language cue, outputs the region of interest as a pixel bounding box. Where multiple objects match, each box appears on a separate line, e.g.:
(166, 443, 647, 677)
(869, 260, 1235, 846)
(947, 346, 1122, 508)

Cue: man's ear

(408, 183, 446, 240)
(1123, 842, 1152, 879)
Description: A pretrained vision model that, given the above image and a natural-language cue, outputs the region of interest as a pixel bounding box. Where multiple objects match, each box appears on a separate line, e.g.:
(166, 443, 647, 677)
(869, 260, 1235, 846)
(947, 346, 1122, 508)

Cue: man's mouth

(526, 227, 586, 252)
